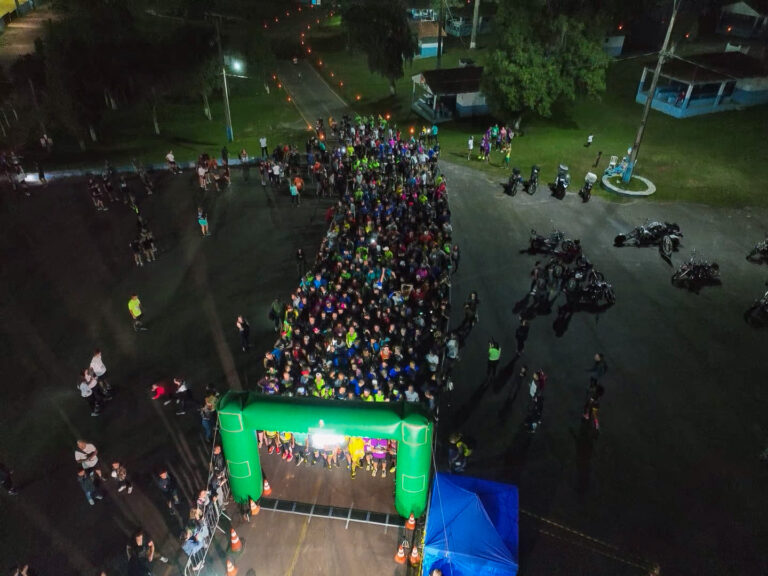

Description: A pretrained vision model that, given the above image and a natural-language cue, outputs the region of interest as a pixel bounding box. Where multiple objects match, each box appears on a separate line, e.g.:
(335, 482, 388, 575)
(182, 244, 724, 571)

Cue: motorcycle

(553, 238, 582, 264)
(614, 221, 683, 259)
(744, 283, 768, 327)
(529, 229, 565, 255)
(503, 167, 522, 196)
(549, 164, 570, 200)
(578, 172, 598, 203)
(671, 255, 720, 291)
(746, 235, 768, 264)
(564, 275, 615, 306)
(523, 165, 539, 195)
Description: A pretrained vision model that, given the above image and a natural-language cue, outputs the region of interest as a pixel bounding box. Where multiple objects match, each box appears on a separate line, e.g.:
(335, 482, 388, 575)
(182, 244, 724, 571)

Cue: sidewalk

(0, 3, 57, 72)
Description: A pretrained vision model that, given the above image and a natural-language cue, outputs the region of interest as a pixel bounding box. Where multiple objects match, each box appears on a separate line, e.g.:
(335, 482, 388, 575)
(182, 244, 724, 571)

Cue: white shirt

(79, 381, 95, 398)
(75, 443, 99, 469)
(468, 138, 474, 149)
(259, 137, 267, 148)
(529, 379, 538, 398)
(90, 354, 107, 377)
(166, 152, 175, 163)
(272, 164, 280, 176)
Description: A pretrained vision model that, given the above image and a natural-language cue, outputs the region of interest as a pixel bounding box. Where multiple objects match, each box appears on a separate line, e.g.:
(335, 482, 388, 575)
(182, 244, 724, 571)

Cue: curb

(600, 174, 656, 197)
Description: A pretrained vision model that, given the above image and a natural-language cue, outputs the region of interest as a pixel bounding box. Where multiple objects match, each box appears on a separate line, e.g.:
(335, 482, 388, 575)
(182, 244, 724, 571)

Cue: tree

(343, 0, 418, 95)
(481, 0, 609, 118)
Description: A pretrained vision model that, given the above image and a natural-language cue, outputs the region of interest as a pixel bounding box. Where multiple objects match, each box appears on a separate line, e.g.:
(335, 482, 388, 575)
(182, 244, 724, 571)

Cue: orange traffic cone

(394, 542, 407, 564)
(226, 559, 238, 576)
(263, 478, 272, 497)
(249, 498, 260, 516)
(229, 528, 242, 552)
(405, 513, 416, 531)
(409, 544, 421, 566)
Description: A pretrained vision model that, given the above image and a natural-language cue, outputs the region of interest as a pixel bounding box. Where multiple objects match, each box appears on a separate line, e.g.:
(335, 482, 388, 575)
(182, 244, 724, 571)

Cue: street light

(231, 59, 244, 74)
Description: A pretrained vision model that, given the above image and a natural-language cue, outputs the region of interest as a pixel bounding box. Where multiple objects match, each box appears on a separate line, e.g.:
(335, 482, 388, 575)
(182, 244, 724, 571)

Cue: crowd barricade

(182, 450, 232, 575)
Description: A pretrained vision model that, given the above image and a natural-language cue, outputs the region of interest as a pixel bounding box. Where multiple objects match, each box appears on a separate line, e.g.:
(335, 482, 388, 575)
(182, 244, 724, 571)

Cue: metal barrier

(182, 435, 232, 576)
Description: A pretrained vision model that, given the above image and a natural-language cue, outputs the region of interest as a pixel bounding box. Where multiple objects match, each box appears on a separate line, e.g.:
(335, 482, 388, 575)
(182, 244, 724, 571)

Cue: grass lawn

(27, 77, 310, 170)
(309, 25, 768, 207)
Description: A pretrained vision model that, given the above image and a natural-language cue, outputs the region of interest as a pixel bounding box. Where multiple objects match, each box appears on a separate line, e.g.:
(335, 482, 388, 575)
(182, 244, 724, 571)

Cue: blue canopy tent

(423, 474, 519, 576)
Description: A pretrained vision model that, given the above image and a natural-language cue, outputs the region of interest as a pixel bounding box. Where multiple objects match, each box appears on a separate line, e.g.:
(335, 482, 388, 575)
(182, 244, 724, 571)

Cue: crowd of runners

(244, 112, 453, 479)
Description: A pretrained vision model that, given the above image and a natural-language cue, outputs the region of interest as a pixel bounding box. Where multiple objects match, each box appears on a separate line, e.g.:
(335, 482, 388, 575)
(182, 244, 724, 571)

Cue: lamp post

(214, 17, 234, 142)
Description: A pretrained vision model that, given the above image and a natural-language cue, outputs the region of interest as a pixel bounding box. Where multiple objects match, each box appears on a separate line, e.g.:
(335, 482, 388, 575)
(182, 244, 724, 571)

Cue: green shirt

(488, 346, 501, 362)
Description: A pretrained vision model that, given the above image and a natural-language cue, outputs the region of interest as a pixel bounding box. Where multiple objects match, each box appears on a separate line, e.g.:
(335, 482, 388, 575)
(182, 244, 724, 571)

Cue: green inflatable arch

(217, 392, 434, 517)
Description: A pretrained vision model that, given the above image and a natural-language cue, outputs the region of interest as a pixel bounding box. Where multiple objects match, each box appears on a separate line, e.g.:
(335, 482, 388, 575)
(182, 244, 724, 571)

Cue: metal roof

(659, 51, 767, 83)
(416, 66, 484, 94)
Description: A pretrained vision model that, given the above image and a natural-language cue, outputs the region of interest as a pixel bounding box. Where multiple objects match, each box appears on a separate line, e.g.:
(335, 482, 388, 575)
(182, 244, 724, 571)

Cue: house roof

(721, 1, 764, 17)
(659, 51, 768, 83)
(410, 21, 447, 38)
(416, 66, 484, 94)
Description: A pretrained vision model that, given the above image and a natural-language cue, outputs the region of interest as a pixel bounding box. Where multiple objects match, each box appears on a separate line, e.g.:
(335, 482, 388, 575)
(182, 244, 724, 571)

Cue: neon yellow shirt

(128, 298, 142, 318)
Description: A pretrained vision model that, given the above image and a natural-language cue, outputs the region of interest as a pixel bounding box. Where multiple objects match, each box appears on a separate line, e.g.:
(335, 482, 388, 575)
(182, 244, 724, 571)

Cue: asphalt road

(441, 164, 768, 576)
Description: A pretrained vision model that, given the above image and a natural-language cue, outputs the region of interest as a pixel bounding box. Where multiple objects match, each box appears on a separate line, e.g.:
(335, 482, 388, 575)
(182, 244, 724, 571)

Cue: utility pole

(214, 17, 234, 142)
(469, 0, 480, 49)
(436, 0, 445, 69)
(625, 0, 679, 181)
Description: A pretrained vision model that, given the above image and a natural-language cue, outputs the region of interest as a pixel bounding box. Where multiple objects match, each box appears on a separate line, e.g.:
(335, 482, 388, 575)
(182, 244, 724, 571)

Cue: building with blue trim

(411, 65, 489, 123)
(635, 51, 768, 118)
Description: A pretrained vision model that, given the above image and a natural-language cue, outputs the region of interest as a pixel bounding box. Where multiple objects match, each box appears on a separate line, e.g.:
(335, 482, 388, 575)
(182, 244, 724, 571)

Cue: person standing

(486, 339, 501, 381)
(451, 244, 460, 274)
(0, 462, 18, 495)
(126, 530, 155, 576)
(584, 133, 594, 147)
(75, 440, 103, 478)
(515, 318, 529, 356)
(221, 146, 229, 166)
(290, 181, 300, 206)
(155, 469, 181, 518)
(296, 248, 306, 278)
(200, 395, 218, 443)
(128, 294, 146, 332)
(77, 469, 103, 506)
(90, 349, 110, 394)
(588, 353, 607, 384)
(197, 207, 210, 237)
(467, 135, 474, 160)
(79, 369, 100, 417)
(172, 377, 193, 415)
(259, 136, 268, 158)
(110, 461, 133, 494)
(583, 383, 604, 433)
(236, 315, 250, 352)
(239, 148, 249, 180)
(269, 297, 283, 332)
(592, 150, 603, 169)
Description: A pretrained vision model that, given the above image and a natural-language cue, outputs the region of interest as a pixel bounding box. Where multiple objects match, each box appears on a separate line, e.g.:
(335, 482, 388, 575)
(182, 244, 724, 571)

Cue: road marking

(521, 509, 660, 574)
(285, 476, 323, 576)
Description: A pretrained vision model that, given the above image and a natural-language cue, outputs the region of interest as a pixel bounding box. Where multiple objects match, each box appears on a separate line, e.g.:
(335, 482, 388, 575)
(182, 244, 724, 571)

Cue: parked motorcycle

(671, 255, 720, 291)
(744, 283, 768, 327)
(578, 172, 598, 203)
(746, 235, 768, 264)
(549, 164, 570, 200)
(553, 238, 582, 264)
(523, 165, 540, 195)
(529, 229, 564, 255)
(503, 167, 522, 196)
(614, 221, 683, 259)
